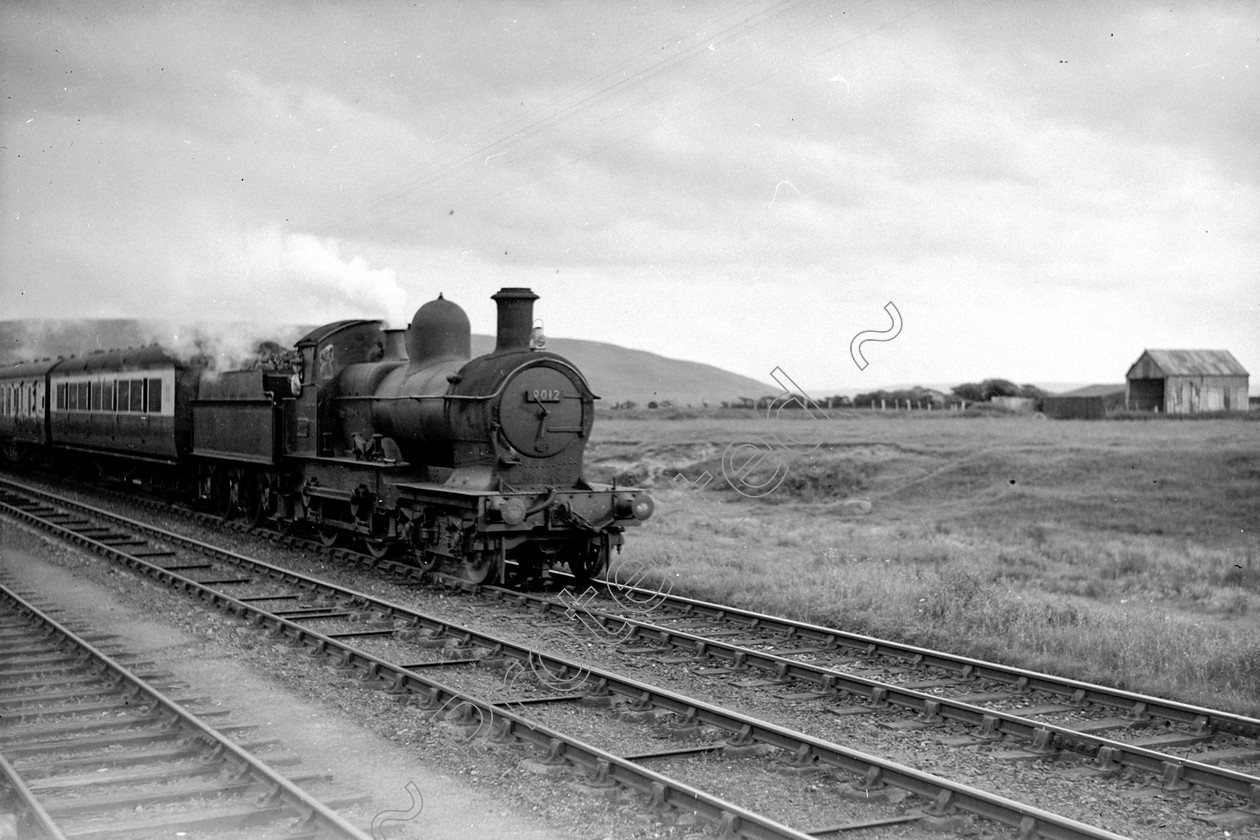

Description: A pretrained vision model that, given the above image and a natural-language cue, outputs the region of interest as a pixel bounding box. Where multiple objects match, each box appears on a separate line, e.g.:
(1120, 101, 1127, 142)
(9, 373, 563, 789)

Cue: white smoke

(2, 225, 415, 375)
(237, 227, 412, 328)
(136, 321, 307, 377)
(146, 223, 416, 372)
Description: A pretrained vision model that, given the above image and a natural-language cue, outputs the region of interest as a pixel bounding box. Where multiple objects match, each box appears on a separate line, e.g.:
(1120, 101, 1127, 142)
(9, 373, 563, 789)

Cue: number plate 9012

(526, 388, 561, 402)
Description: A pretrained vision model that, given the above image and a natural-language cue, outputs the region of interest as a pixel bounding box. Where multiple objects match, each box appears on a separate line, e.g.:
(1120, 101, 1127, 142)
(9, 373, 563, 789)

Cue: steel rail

(479, 583, 1260, 808)
(549, 567, 1260, 741)
(0, 483, 828, 840)
(0, 480, 1129, 840)
(0, 749, 68, 840)
(0, 582, 373, 840)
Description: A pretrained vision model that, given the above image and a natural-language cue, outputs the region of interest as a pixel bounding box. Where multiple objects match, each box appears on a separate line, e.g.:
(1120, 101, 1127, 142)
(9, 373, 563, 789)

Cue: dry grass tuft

(604, 413, 1260, 714)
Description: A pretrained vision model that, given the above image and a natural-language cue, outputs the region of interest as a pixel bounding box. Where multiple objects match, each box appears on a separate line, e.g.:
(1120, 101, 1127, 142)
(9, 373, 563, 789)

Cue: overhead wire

(315, 0, 806, 239)
(436, 0, 949, 220)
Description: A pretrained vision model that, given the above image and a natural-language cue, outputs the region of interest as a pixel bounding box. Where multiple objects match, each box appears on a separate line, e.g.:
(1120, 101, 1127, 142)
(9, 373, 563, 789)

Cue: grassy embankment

(589, 408, 1260, 714)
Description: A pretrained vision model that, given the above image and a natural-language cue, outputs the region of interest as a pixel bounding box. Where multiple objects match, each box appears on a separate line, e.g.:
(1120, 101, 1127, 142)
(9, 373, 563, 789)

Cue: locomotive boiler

(191, 287, 653, 583)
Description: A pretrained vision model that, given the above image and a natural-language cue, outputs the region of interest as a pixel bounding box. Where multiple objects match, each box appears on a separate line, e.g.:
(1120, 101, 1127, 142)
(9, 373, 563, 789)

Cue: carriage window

(79, 382, 89, 410)
(91, 381, 102, 411)
(131, 380, 144, 412)
(147, 378, 162, 413)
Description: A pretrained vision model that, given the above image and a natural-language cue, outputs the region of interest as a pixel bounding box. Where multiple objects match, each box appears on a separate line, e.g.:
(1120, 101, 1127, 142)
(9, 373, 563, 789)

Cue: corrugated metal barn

(1125, 349, 1250, 413)
(1043, 384, 1127, 419)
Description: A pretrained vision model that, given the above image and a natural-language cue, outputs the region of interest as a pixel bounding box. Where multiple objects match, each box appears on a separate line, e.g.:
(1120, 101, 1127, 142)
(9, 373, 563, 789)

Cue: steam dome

(405, 293, 471, 366)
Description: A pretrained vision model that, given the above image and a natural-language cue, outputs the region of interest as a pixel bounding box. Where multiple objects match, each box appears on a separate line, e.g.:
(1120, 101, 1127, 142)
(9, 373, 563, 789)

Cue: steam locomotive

(0, 288, 654, 583)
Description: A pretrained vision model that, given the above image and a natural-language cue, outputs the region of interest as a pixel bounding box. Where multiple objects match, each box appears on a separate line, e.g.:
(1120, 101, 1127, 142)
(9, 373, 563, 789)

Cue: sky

(2, 0, 1257, 394)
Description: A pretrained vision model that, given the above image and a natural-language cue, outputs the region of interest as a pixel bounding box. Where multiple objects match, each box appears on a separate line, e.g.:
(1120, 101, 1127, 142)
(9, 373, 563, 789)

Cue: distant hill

(470, 335, 773, 406)
(806, 381, 1096, 398)
(0, 320, 773, 408)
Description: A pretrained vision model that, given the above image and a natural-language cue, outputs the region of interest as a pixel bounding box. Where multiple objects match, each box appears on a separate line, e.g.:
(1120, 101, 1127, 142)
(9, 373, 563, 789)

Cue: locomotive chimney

(491, 287, 539, 353)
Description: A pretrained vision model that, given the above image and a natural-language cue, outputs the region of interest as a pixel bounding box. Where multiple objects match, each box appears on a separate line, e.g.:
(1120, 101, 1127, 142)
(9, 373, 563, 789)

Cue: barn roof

(1053, 383, 1126, 398)
(1126, 349, 1248, 378)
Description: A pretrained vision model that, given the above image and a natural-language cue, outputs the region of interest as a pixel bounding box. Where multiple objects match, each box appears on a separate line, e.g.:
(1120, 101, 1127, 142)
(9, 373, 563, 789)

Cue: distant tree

(979, 378, 1019, 399)
(853, 390, 889, 408)
(647, 401, 659, 409)
(951, 382, 984, 402)
(1017, 383, 1048, 399)
(621, 400, 637, 410)
(953, 380, 1021, 401)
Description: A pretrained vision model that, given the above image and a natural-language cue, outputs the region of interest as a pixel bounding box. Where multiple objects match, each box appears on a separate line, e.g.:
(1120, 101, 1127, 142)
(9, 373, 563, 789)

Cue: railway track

(0, 581, 372, 840)
(476, 571, 1260, 828)
(0, 476, 1133, 839)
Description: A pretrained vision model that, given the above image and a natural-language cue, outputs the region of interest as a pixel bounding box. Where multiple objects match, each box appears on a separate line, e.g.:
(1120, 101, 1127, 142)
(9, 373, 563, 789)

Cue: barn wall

(1128, 356, 1163, 379)
(1043, 396, 1104, 419)
(1163, 375, 1249, 413)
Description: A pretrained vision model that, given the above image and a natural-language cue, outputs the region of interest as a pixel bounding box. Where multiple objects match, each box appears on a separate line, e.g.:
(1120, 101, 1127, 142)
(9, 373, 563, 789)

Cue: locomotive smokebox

(492, 287, 539, 354)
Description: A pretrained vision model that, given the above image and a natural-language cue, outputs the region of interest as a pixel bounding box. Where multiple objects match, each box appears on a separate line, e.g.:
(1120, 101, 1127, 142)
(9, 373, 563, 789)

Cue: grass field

(588, 408, 1260, 714)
